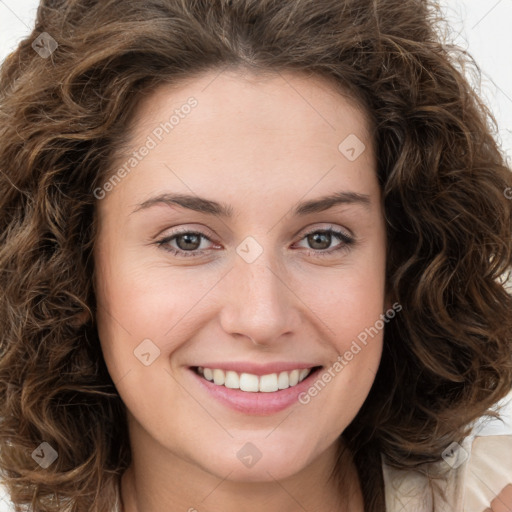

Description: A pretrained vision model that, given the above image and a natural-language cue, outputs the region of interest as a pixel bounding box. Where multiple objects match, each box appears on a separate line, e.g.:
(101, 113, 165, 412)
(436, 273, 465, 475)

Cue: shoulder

(462, 389, 512, 511)
(382, 389, 512, 512)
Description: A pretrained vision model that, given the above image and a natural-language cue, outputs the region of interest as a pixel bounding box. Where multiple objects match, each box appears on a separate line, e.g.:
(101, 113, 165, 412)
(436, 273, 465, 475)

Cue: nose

(218, 249, 301, 346)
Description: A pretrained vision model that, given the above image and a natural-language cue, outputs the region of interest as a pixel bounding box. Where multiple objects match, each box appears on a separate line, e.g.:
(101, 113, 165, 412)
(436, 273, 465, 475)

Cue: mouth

(191, 365, 323, 393)
(188, 364, 325, 415)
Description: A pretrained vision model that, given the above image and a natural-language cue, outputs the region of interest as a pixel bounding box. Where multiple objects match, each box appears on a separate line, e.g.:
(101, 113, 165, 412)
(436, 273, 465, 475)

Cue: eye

(155, 225, 355, 258)
(294, 227, 355, 257)
(156, 229, 217, 257)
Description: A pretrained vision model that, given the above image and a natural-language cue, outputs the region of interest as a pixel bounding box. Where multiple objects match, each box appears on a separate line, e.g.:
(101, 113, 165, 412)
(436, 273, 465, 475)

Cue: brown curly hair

(1, 0, 511, 510)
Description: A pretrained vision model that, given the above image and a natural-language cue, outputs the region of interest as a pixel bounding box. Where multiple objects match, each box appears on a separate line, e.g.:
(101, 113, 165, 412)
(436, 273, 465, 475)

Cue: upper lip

(191, 362, 322, 376)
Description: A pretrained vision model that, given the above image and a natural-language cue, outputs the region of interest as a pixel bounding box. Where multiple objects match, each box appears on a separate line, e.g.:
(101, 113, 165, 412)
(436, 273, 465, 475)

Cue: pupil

(178, 234, 200, 250)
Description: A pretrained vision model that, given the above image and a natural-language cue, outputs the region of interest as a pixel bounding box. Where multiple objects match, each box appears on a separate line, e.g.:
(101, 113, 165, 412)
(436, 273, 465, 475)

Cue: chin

(194, 439, 318, 483)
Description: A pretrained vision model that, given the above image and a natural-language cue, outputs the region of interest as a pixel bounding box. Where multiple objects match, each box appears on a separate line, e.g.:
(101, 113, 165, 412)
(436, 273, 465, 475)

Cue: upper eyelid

(159, 223, 352, 239)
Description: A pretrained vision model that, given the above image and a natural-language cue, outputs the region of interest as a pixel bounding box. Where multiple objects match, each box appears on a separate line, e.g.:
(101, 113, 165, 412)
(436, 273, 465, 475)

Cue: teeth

(299, 369, 309, 381)
(289, 369, 299, 386)
(277, 371, 290, 389)
(259, 373, 278, 392)
(213, 368, 225, 386)
(224, 371, 239, 389)
(240, 373, 259, 392)
(196, 366, 315, 393)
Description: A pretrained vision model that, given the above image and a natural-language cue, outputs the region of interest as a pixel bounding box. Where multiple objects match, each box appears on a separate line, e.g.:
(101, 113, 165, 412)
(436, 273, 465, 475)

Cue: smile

(194, 366, 319, 392)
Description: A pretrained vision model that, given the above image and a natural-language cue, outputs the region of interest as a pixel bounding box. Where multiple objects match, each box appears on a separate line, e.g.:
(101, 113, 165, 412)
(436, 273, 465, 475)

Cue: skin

(486, 484, 512, 512)
(93, 68, 391, 512)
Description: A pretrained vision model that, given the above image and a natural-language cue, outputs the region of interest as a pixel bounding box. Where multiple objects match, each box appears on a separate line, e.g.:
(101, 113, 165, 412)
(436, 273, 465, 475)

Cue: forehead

(100, 69, 378, 219)
(126, 68, 372, 155)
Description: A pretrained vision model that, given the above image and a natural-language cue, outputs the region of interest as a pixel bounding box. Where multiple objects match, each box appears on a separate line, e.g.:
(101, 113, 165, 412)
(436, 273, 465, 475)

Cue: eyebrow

(131, 190, 372, 217)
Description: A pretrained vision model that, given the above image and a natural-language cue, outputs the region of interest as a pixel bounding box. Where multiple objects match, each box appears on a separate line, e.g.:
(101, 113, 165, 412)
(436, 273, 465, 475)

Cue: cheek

(298, 251, 386, 405)
(95, 248, 197, 336)
(333, 282, 386, 350)
(94, 251, 220, 382)
(117, 271, 220, 343)
(303, 259, 386, 345)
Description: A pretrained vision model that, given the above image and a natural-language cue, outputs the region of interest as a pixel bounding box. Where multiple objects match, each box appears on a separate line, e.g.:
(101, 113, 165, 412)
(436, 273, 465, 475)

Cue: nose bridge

(240, 253, 281, 308)
(219, 243, 297, 344)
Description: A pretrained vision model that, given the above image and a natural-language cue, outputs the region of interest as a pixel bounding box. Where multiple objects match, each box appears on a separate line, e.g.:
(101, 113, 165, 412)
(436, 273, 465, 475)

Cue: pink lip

(188, 366, 323, 416)
(192, 361, 320, 376)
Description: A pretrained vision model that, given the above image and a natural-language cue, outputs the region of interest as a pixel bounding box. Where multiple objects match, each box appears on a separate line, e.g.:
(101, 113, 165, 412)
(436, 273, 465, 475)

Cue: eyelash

(155, 226, 355, 259)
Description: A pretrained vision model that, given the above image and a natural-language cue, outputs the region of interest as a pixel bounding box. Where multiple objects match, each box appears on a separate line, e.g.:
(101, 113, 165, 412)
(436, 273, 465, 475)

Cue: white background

(0, 1, 512, 511)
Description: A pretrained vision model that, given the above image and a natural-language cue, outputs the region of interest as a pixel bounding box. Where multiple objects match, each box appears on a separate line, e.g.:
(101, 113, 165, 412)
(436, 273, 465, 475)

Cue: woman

(0, 0, 511, 511)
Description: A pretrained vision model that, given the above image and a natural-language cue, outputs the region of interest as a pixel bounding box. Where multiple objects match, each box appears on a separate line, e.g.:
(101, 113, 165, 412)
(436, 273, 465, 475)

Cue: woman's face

(94, 69, 389, 484)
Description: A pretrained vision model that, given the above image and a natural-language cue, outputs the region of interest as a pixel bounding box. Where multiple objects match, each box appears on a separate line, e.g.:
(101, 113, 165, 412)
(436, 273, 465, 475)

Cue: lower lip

(189, 367, 323, 415)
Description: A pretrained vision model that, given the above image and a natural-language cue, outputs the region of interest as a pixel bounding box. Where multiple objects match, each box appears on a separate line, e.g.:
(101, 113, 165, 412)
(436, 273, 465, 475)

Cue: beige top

(382, 389, 512, 511)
